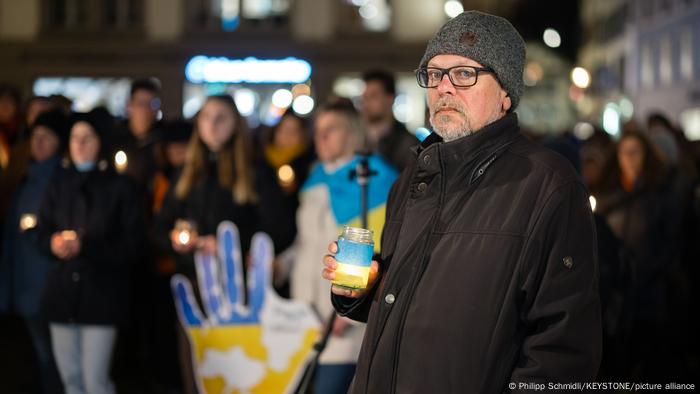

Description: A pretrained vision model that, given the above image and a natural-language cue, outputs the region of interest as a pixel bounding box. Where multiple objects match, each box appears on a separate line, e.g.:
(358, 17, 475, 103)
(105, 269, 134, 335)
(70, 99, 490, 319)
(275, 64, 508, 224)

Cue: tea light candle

(114, 150, 128, 173)
(277, 164, 295, 187)
(19, 214, 37, 231)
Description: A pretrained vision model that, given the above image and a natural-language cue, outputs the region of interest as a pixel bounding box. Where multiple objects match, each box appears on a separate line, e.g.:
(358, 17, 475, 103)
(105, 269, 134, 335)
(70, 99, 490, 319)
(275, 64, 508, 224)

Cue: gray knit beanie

(419, 11, 526, 109)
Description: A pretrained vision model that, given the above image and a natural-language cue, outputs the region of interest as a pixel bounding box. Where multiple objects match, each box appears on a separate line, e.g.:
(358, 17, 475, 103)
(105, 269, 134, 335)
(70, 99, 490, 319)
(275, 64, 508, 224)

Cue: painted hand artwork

(171, 222, 321, 394)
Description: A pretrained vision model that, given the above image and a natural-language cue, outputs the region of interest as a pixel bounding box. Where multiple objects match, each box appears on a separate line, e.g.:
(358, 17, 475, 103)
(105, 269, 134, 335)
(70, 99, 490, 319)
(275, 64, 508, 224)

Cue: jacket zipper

(388, 152, 447, 394)
(386, 141, 516, 393)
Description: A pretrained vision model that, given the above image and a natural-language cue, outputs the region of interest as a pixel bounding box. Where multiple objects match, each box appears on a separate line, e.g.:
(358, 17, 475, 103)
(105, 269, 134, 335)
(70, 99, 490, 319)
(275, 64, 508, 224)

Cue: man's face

(427, 54, 511, 142)
(127, 89, 159, 136)
(361, 80, 394, 123)
(314, 111, 353, 164)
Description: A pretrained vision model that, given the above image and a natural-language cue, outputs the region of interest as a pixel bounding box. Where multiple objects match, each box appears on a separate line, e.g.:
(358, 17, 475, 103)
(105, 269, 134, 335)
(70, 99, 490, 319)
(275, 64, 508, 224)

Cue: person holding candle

(0, 109, 68, 393)
(154, 94, 258, 279)
(280, 98, 397, 393)
(322, 11, 601, 393)
(254, 109, 315, 297)
(153, 95, 258, 394)
(36, 109, 145, 394)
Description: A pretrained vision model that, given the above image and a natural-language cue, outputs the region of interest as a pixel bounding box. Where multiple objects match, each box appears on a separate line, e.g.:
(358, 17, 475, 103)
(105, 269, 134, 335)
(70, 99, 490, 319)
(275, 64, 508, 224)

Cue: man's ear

(502, 94, 512, 112)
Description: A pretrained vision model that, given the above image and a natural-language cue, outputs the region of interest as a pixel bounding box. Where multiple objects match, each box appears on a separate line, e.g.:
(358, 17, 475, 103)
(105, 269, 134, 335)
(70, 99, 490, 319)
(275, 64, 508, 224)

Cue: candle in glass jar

(332, 226, 374, 290)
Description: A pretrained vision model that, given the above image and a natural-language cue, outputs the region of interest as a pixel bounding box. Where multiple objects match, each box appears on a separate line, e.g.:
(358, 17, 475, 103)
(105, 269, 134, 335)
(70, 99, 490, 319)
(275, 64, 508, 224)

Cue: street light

(571, 67, 591, 89)
(543, 28, 561, 48)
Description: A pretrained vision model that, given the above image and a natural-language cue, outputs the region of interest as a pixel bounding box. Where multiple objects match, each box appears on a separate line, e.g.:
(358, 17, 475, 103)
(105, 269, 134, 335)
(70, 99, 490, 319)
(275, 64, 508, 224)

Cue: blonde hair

(174, 95, 257, 204)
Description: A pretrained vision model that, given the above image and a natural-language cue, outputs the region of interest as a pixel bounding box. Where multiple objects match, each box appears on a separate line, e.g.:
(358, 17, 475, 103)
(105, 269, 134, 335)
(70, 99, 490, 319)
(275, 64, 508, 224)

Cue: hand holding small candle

(114, 150, 128, 173)
(19, 214, 37, 232)
(171, 219, 198, 254)
(51, 230, 81, 260)
(321, 228, 381, 298)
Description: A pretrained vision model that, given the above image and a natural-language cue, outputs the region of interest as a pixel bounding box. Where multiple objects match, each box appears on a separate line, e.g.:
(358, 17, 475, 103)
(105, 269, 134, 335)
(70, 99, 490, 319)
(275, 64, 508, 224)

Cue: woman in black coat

(38, 110, 145, 394)
(592, 129, 679, 381)
(254, 110, 315, 297)
(153, 95, 259, 393)
(154, 95, 258, 279)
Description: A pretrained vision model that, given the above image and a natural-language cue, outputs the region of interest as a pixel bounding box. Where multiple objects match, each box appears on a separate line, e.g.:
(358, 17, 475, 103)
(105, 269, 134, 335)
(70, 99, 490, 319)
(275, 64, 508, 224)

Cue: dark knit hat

(419, 11, 526, 109)
(31, 109, 70, 149)
(69, 107, 114, 141)
(69, 108, 115, 161)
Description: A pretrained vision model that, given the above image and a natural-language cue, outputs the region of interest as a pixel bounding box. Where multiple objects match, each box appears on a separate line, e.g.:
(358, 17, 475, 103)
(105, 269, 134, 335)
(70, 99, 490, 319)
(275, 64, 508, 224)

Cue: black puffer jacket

(38, 161, 145, 326)
(333, 113, 601, 393)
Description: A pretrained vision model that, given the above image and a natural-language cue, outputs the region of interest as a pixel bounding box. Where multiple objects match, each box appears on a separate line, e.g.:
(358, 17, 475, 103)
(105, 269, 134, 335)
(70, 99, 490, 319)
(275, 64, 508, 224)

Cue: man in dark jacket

(361, 70, 417, 171)
(111, 78, 162, 203)
(322, 11, 601, 393)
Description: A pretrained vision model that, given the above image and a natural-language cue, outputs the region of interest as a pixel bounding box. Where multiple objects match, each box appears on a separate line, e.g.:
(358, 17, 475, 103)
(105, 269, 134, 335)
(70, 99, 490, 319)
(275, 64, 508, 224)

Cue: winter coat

(332, 113, 602, 393)
(0, 157, 60, 317)
(374, 120, 417, 172)
(153, 154, 258, 280)
(37, 161, 145, 326)
(255, 145, 315, 255)
(595, 180, 679, 322)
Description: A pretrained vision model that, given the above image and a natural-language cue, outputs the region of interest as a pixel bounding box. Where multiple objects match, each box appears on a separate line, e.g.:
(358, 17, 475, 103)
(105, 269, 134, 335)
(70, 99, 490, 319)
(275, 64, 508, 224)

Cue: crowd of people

(0, 57, 699, 393)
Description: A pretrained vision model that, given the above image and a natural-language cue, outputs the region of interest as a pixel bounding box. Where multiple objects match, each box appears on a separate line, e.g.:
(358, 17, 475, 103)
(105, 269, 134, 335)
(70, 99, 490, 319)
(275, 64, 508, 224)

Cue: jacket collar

(412, 112, 521, 182)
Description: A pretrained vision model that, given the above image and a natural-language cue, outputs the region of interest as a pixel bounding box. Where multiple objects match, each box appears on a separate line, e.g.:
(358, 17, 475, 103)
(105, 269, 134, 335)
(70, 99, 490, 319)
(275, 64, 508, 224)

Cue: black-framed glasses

(415, 66, 495, 88)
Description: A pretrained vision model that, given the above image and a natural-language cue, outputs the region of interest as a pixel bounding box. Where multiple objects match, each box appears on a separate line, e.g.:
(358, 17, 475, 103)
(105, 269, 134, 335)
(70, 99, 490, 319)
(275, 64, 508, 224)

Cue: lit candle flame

(277, 164, 295, 186)
(114, 150, 128, 173)
(178, 230, 191, 245)
(61, 230, 78, 241)
(19, 214, 37, 231)
(589, 195, 597, 212)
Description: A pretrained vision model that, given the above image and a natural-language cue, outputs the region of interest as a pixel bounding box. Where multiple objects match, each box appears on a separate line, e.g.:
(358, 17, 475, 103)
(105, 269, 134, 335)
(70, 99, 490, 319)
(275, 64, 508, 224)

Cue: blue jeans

(49, 324, 117, 394)
(315, 363, 356, 394)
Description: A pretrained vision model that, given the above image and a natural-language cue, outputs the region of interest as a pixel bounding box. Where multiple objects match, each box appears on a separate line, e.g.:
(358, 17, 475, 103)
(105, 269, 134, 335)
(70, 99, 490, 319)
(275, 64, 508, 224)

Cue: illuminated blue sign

(185, 56, 312, 84)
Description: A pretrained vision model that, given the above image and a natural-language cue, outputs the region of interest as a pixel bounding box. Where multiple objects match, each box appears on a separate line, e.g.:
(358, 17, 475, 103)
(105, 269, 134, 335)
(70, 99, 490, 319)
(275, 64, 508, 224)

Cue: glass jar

(332, 226, 374, 290)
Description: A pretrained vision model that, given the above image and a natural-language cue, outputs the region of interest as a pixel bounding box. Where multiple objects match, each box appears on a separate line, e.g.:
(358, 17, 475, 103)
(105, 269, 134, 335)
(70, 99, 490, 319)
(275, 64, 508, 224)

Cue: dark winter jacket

(153, 153, 258, 279)
(111, 121, 161, 209)
(255, 146, 315, 255)
(0, 156, 60, 317)
(375, 120, 418, 172)
(38, 161, 145, 325)
(332, 113, 602, 393)
(595, 180, 679, 322)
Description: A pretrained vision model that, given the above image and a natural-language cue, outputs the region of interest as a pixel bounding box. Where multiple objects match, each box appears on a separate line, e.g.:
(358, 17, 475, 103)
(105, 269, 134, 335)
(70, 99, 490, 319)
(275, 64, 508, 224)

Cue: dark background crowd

(1, 68, 699, 393)
(1, 2, 700, 392)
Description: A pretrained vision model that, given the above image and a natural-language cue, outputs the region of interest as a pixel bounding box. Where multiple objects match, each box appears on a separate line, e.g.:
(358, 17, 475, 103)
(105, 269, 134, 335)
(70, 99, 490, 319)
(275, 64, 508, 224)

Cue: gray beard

(429, 111, 504, 142)
(432, 126, 475, 142)
(429, 115, 475, 142)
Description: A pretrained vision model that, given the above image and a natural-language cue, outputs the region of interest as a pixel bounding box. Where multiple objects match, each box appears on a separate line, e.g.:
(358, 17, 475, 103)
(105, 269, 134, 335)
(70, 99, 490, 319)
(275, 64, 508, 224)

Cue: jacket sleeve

(80, 179, 146, 268)
(330, 165, 405, 322)
(36, 178, 59, 258)
(151, 188, 184, 255)
(510, 180, 602, 387)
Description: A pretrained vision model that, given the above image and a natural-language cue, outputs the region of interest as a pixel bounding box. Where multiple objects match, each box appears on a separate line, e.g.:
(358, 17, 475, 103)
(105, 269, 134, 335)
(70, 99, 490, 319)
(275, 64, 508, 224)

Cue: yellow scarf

(264, 143, 307, 168)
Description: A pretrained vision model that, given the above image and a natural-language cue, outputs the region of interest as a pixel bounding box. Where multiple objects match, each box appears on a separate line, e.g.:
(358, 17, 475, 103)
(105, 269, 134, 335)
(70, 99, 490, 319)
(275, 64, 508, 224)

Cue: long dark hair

(592, 129, 667, 193)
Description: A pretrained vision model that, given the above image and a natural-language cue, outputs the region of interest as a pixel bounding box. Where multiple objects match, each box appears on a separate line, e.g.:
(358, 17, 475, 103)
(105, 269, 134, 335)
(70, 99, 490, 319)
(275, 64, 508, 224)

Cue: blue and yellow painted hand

(172, 222, 321, 394)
